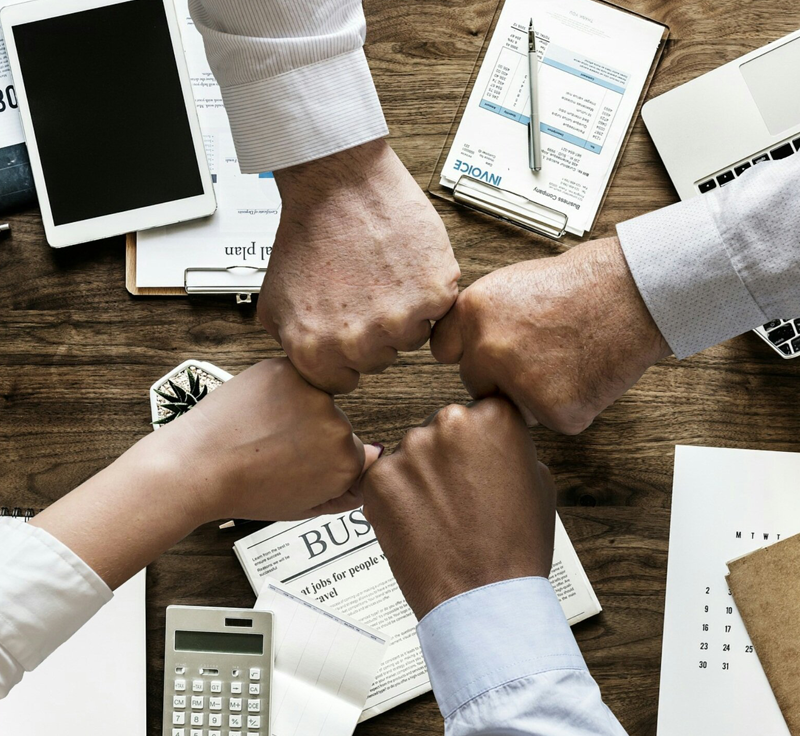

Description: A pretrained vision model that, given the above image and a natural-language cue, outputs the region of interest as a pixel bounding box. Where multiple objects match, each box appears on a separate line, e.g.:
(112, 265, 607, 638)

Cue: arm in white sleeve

(617, 154, 800, 358)
(417, 577, 627, 736)
(188, 0, 389, 173)
(0, 520, 111, 698)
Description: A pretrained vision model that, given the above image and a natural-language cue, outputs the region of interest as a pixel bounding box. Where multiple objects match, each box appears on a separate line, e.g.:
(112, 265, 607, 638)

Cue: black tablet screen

(13, 0, 204, 225)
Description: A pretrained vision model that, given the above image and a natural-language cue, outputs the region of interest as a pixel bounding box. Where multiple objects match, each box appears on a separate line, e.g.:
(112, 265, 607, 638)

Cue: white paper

(0, 22, 24, 147)
(0, 570, 147, 735)
(234, 509, 600, 720)
(135, 0, 280, 288)
(657, 445, 800, 736)
(440, 0, 663, 235)
(255, 577, 389, 736)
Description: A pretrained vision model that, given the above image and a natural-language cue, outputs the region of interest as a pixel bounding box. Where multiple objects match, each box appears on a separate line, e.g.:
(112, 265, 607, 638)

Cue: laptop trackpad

(740, 37, 800, 135)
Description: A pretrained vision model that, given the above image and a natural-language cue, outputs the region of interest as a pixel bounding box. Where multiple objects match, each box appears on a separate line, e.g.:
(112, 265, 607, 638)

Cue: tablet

(1, 0, 216, 248)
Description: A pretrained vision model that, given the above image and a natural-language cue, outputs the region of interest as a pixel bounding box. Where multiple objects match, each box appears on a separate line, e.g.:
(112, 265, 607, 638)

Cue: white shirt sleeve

(188, 0, 389, 173)
(0, 519, 112, 699)
(417, 577, 627, 735)
(617, 154, 800, 358)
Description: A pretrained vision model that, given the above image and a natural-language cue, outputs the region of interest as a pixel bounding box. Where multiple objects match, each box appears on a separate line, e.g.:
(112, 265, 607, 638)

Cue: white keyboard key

(209, 712, 223, 727)
(248, 683, 260, 696)
(174, 679, 186, 692)
(171, 729, 185, 736)
(231, 682, 243, 694)
(192, 679, 204, 692)
(209, 696, 222, 711)
(190, 712, 204, 727)
(209, 732, 221, 736)
(249, 668, 261, 681)
(247, 732, 259, 736)
(191, 730, 203, 736)
(230, 732, 242, 736)
(190, 696, 204, 710)
(230, 697, 242, 712)
(173, 695, 186, 709)
(229, 714, 243, 728)
(210, 680, 222, 694)
(247, 715, 261, 729)
(172, 712, 186, 725)
(247, 699, 260, 713)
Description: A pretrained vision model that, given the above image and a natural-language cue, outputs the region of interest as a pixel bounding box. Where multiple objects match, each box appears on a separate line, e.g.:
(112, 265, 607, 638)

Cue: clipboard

(427, 0, 669, 240)
(125, 233, 265, 303)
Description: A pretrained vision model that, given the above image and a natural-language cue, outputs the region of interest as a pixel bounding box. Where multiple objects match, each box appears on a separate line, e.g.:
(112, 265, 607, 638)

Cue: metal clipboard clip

(452, 176, 568, 240)
(184, 266, 266, 304)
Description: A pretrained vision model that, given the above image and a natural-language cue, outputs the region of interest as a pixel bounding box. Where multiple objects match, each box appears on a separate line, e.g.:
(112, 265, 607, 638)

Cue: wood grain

(2, 0, 800, 733)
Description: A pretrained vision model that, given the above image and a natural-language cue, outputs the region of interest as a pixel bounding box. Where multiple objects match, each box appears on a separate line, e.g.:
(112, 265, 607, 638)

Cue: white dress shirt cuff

(220, 48, 388, 173)
(617, 194, 767, 359)
(416, 577, 587, 719)
(0, 520, 112, 673)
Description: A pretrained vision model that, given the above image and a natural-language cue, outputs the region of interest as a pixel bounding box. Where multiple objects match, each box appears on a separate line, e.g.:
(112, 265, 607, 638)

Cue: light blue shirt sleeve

(416, 577, 627, 736)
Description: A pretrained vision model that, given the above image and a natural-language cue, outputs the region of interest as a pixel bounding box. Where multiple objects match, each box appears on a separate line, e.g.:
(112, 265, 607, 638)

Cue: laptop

(642, 30, 800, 359)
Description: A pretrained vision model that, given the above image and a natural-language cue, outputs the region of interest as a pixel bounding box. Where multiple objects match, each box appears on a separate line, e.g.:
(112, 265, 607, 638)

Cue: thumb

(430, 306, 464, 364)
(350, 434, 383, 475)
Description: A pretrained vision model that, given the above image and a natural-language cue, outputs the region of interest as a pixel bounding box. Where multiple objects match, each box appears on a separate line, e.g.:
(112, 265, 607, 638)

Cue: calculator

(163, 606, 274, 736)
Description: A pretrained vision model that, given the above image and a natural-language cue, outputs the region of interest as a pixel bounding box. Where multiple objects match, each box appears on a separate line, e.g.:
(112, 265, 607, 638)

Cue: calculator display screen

(174, 630, 264, 655)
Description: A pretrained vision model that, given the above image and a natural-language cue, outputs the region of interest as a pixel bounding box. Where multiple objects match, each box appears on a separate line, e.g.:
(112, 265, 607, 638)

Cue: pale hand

(430, 236, 672, 434)
(361, 398, 555, 619)
(259, 139, 461, 394)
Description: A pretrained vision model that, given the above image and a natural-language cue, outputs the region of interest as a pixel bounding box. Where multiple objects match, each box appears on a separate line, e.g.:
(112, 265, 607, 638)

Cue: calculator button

(173, 695, 186, 709)
(173, 712, 186, 725)
(209, 732, 221, 736)
(209, 696, 222, 711)
(247, 733, 259, 736)
(174, 679, 187, 692)
(248, 684, 260, 696)
(249, 668, 261, 681)
(172, 730, 185, 736)
(190, 712, 204, 726)
(247, 699, 260, 713)
(231, 682, 243, 694)
(191, 730, 203, 736)
(229, 714, 243, 728)
(210, 680, 222, 693)
(247, 715, 261, 729)
(230, 697, 242, 711)
(191, 695, 204, 710)
(230, 732, 242, 736)
(192, 679, 204, 692)
(209, 712, 223, 727)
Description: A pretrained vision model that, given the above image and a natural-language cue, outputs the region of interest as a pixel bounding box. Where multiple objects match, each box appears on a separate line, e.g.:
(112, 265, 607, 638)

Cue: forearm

(418, 578, 627, 736)
(189, 0, 387, 172)
(30, 429, 204, 590)
(617, 154, 800, 358)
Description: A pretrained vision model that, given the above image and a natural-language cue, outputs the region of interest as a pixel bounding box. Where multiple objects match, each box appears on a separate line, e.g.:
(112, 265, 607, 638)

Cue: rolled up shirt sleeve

(0, 519, 112, 699)
(188, 0, 389, 173)
(417, 577, 627, 735)
(617, 154, 800, 359)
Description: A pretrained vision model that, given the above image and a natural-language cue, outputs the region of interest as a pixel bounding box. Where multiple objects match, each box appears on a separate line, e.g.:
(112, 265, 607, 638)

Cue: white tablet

(1, 0, 216, 248)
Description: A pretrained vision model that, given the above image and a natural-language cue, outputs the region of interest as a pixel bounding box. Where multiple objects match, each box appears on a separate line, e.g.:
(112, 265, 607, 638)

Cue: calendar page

(658, 445, 800, 735)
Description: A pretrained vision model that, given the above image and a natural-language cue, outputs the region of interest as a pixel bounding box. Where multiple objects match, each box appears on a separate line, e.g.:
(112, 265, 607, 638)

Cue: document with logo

(135, 0, 280, 288)
(438, 0, 665, 236)
(234, 509, 601, 720)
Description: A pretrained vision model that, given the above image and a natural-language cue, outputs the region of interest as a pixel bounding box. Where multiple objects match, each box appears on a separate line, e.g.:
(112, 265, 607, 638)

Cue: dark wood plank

(2, 0, 800, 733)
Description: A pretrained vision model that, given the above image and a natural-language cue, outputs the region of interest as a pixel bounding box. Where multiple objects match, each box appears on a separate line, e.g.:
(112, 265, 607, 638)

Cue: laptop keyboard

(697, 135, 800, 359)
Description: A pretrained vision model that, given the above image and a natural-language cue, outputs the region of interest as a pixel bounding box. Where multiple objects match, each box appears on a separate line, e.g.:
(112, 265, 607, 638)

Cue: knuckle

(400, 425, 430, 453)
(435, 403, 470, 430)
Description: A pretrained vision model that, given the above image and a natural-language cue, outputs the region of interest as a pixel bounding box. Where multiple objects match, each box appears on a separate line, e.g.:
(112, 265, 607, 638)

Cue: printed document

(0, 19, 24, 148)
(658, 445, 800, 735)
(255, 578, 389, 736)
(440, 0, 663, 235)
(235, 509, 601, 720)
(136, 0, 280, 287)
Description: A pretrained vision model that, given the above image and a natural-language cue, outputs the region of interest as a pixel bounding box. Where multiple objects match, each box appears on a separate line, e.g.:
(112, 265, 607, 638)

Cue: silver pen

(528, 19, 542, 172)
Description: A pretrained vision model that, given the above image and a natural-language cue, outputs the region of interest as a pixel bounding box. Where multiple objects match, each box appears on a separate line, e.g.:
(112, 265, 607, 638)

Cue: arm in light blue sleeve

(416, 577, 628, 736)
(617, 154, 800, 359)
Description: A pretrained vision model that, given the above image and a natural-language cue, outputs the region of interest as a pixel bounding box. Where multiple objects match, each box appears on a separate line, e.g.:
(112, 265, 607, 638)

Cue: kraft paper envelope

(726, 532, 800, 735)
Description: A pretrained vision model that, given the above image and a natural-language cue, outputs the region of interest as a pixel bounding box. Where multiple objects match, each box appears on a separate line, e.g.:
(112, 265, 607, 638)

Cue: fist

(258, 140, 460, 395)
(430, 237, 671, 434)
(362, 398, 556, 619)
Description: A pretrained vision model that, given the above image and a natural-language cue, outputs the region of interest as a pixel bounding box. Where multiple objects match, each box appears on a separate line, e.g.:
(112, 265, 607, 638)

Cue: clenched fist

(259, 140, 461, 394)
(431, 236, 672, 434)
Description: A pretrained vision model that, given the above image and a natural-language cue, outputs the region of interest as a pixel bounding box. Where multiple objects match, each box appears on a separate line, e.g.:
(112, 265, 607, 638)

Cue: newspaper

(234, 509, 601, 720)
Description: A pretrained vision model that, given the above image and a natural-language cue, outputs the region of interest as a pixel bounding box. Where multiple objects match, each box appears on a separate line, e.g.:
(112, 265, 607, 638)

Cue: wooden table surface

(3, 0, 800, 733)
